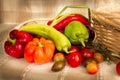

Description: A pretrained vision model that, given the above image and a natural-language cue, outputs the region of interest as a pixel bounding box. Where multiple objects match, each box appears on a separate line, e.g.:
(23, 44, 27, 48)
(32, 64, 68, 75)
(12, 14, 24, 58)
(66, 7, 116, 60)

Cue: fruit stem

(79, 38, 85, 47)
(111, 53, 120, 58)
(38, 42, 44, 47)
(7, 37, 16, 45)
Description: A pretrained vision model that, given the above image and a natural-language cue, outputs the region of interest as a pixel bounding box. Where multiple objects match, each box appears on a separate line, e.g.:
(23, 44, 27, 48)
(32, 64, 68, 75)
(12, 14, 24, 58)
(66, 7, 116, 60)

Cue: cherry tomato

(67, 51, 82, 67)
(86, 62, 99, 74)
(83, 58, 97, 67)
(69, 46, 80, 52)
(53, 52, 65, 62)
(81, 48, 94, 61)
(116, 62, 120, 75)
(94, 52, 104, 63)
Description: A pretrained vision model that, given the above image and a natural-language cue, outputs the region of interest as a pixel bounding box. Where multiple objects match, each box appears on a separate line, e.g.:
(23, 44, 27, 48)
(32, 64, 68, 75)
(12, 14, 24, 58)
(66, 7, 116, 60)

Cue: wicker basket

(92, 5, 120, 63)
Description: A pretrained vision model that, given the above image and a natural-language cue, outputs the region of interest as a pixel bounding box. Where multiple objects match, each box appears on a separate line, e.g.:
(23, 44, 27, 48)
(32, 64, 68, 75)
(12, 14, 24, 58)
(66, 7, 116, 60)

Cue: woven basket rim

(92, 10, 120, 32)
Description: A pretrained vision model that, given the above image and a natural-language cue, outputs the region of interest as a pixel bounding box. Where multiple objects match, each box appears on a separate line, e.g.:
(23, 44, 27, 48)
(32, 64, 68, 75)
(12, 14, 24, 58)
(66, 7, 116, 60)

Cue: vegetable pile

(4, 6, 120, 75)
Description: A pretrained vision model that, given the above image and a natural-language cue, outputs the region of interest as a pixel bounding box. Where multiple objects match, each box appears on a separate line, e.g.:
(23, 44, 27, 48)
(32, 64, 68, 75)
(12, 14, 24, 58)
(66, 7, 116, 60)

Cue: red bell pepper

(24, 37, 55, 64)
(4, 29, 33, 58)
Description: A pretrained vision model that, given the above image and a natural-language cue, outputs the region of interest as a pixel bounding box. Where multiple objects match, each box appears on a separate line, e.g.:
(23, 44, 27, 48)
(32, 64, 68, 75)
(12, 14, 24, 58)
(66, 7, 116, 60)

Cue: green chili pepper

(20, 24, 71, 53)
(64, 21, 89, 47)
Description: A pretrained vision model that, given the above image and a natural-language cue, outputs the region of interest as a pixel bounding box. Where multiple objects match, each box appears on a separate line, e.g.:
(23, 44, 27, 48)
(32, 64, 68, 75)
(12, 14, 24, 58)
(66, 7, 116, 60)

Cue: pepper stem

(79, 38, 85, 47)
(111, 53, 120, 58)
(7, 37, 16, 45)
(63, 47, 78, 54)
(50, 12, 75, 27)
(63, 47, 69, 54)
(38, 42, 44, 47)
(50, 5, 91, 27)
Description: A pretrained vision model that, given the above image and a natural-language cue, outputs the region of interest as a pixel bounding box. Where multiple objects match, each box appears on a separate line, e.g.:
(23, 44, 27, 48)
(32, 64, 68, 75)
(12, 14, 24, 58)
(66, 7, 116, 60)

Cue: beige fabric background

(1, 0, 119, 24)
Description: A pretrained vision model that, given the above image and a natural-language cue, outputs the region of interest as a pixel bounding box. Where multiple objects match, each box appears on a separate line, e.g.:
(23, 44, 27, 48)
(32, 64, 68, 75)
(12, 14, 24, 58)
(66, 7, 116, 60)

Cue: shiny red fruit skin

(4, 29, 33, 58)
(86, 62, 98, 74)
(116, 62, 120, 75)
(67, 51, 82, 67)
(81, 48, 94, 61)
(69, 46, 80, 52)
(4, 41, 25, 58)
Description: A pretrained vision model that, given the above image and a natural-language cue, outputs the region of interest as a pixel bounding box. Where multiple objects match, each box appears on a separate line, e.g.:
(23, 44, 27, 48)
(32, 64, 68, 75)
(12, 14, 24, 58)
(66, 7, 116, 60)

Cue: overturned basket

(92, 5, 120, 63)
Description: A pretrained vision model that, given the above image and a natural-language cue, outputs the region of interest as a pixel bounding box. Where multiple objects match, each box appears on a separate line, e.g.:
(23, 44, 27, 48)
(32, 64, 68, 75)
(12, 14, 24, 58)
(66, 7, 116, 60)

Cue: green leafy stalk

(50, 12, 76, 27)
(50, 5, 91, 27)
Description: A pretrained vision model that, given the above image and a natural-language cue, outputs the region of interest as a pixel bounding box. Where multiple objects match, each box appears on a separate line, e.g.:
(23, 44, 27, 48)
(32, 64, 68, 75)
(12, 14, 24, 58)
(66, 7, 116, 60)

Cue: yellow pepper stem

(79, 38, 85, 47)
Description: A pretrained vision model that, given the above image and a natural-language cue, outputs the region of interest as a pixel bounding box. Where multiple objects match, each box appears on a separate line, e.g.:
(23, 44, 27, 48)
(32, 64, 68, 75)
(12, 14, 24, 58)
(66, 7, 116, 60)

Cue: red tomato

(116, 62, 120, 75)
(86, 62, 99, 74)
(69, 46, 80, 52)
(81, 48, 94, 61)
(83, 58, 97, 67)
(94, 52, 104, 63)
(67, 51, 82, 67)
(53, 52, 65, 62)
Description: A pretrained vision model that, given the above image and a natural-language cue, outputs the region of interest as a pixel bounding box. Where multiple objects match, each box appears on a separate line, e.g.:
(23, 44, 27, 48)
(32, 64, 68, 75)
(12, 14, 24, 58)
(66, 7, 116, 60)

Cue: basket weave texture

(92, 5, 120, 62)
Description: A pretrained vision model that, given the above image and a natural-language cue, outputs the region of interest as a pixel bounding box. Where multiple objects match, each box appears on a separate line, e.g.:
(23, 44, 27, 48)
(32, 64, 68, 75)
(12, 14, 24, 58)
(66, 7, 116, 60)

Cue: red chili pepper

(4, 29, 33, 58)
(47, 14, 90, 30)
(47, 14, 95, 40)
